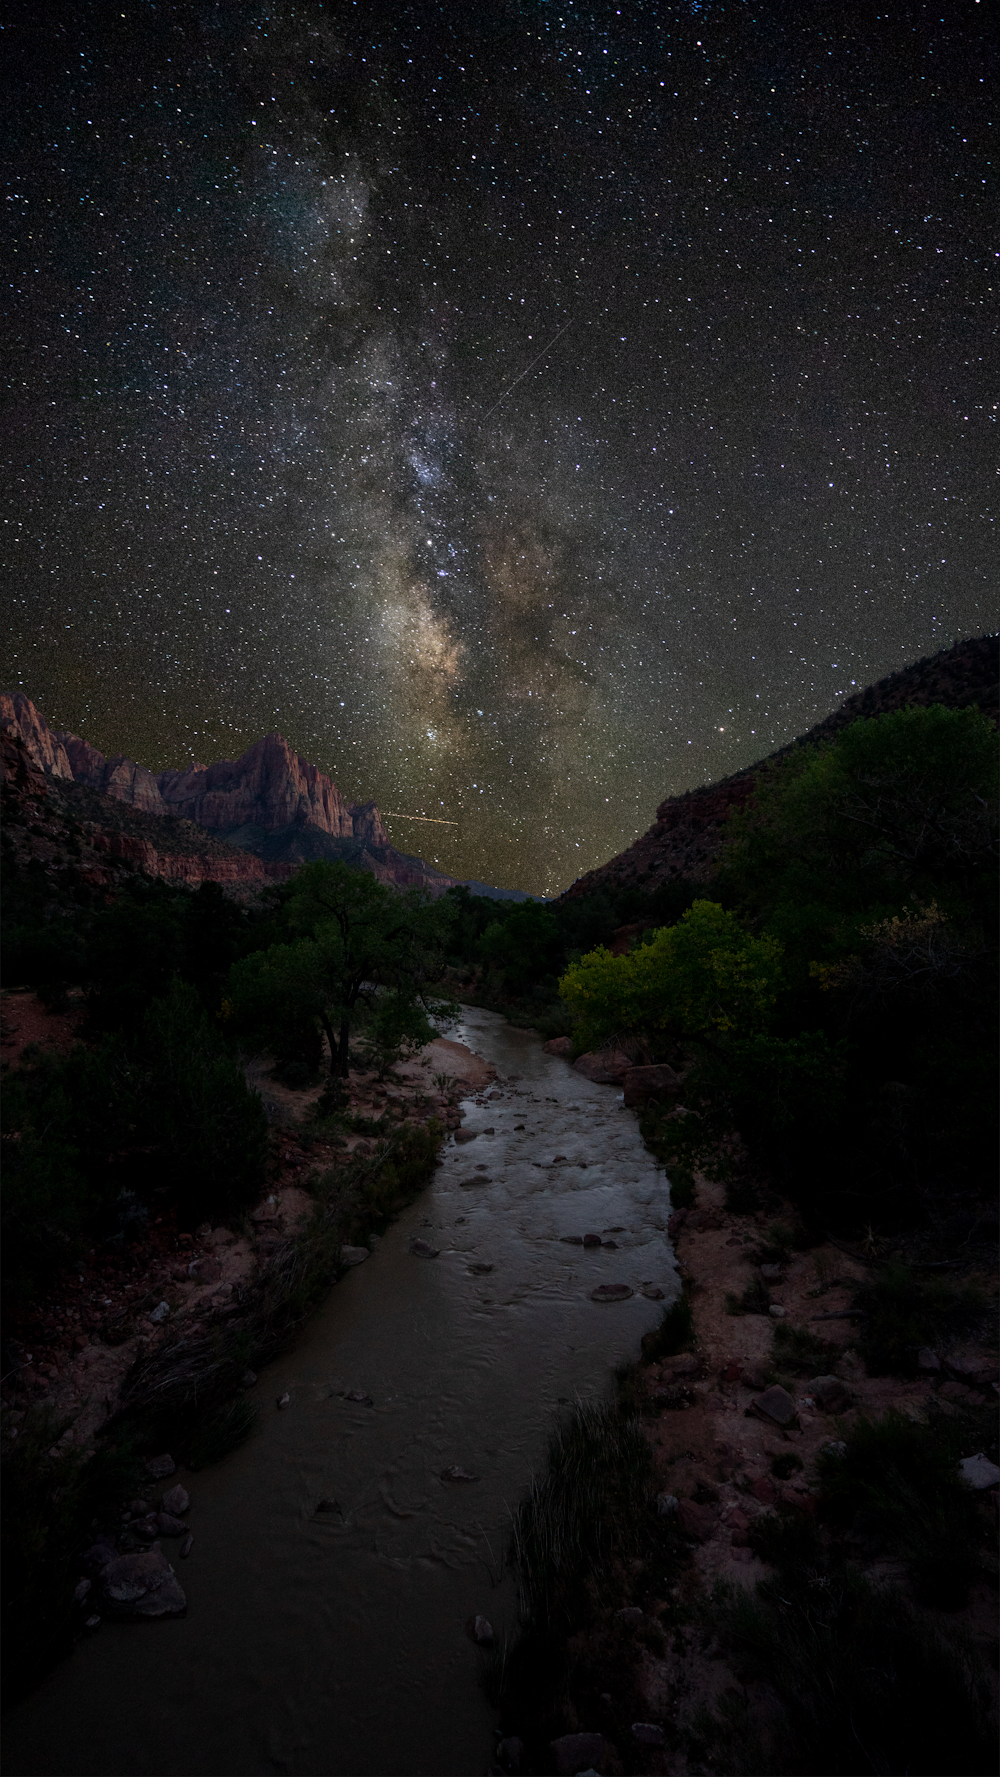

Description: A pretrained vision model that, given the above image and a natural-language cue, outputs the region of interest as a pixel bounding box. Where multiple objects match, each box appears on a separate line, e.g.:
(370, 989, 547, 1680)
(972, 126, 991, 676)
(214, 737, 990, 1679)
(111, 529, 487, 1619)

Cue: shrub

(705, 1513, 996, 1774)
(138, 980, 269, 1224)
(816, 1410, 986, 1609)
(726, 1276, 772, 1317)
(770, 1321, 837, 1376)
(854, 1262, 984, 1376)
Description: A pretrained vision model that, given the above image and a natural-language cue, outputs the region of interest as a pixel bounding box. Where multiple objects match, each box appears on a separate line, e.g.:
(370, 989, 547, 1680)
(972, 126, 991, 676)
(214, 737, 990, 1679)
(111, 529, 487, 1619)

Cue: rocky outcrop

(157, 731, 390, 844)
(0, 696, 391, 852)
(1, 693, 534, 899)
(58, 732, 169, 815)
(0, 693, 73, 779)
(89, 830, 282, 887)
(563, 635, 999, 901)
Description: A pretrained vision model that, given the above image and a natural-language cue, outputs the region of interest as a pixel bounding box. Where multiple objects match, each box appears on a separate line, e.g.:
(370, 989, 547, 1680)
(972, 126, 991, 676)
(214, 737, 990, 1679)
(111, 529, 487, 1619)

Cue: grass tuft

(641, 1290, 695, 1361)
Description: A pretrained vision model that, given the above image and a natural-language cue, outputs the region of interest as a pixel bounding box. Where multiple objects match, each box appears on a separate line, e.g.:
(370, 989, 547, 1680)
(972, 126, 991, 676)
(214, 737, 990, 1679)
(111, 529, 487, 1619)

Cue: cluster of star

(4, 3, 993, 894)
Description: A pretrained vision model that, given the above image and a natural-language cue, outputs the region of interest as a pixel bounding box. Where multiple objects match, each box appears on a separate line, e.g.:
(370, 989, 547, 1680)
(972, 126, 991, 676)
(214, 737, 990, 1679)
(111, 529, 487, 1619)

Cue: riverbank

(1, 1014, 495, 1705)
(490, 1158, 999, 1776)
(2, 1006, 680, 1776)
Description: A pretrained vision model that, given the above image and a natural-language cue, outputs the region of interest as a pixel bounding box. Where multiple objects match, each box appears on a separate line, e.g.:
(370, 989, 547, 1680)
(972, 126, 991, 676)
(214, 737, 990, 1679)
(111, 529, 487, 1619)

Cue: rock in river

(590, 1283, 634, 1303)
(441, 1465, 480, 1483)
(453, 1129, 477, 1144)
(340, 1246, 370, 1266)
(409, 1239, 440, 1258)
(161, 1485, 189, 1516)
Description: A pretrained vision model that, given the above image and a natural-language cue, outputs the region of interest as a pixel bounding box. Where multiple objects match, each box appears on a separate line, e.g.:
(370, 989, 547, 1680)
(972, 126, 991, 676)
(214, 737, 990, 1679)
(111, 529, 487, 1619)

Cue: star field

(4, 1, 996, 895)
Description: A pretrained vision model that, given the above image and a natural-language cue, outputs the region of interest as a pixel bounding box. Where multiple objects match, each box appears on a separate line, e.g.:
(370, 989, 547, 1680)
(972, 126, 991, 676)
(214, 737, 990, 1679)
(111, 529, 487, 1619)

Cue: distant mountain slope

(562, 635, 999, 901)
(0, 694, 539, 900)
(1, 730, 291, 893)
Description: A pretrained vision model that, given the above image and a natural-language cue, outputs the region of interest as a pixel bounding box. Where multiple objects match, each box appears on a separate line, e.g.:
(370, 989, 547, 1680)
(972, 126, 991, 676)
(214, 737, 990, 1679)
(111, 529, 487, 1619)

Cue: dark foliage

(704, 1512, 996, 1774)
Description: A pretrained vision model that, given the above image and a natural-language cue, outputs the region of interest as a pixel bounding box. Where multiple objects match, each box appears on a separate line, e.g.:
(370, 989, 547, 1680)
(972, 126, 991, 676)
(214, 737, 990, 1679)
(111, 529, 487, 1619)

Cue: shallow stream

(6, 1010, 678, 1776)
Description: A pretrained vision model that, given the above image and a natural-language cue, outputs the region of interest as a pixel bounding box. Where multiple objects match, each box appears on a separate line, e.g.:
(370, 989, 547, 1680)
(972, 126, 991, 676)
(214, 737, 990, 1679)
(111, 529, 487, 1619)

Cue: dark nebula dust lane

(4, 2, 995, 895)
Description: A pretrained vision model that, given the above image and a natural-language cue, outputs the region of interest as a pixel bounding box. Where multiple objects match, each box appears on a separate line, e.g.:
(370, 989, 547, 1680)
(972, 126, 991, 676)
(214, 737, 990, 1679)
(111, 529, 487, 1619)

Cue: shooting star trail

(384, 813, 460, 826)
(480, 316, 575, 425)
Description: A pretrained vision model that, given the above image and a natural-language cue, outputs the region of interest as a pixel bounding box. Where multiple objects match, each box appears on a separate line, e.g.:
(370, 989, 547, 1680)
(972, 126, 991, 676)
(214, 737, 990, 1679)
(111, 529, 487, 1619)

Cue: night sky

(4, 3, 995, 896)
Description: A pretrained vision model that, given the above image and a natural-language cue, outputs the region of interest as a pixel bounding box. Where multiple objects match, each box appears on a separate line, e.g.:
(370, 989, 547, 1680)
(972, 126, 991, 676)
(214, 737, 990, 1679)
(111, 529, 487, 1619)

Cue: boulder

(590, 1283, 634, 1303)
(99, 1549, 186, 1618)
(572, 1049, 632, 1085)
(154, 1513, 187, 1537)
(192, 1258, 223, 1284)
(750, 1384, 798, 1428)
(945, 1349, 1000, 1387)
(542, 1037, 573, 1057)
(676, 1499, 716, 1542)
(409, 1239, 440, 1258)
(685, 1208, 723, 1231)
(807, 1375, 850, 1414)
(631, 1723, 665, 1747)
(340, 1246, 370, 1267)
(144, 1454, 175, 1481)
(660, 1352, 699, 1376)
(467, 1614, 494, 1645)
(622, 1063, 683, 1107)
(499, 1738, 527, 1774)
(958, 1453, 1000, 1490)
(161, 1485, 189, 1516)
(453, 1129, 477, 1144)
(550, 1733, 608, 1775)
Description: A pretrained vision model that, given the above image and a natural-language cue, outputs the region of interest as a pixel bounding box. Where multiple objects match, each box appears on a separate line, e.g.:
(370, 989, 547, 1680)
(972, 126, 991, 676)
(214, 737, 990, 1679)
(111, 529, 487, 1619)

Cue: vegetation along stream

(3, 1008, 678, 1777)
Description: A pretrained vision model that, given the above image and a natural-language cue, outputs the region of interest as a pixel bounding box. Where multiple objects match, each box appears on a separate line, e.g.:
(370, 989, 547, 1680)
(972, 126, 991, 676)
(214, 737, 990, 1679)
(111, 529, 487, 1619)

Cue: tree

(558, 899, 783, 1055)
(477, 901, 563, 996)
(719, 704, 999, 952)
(227, 861, 452, 1076)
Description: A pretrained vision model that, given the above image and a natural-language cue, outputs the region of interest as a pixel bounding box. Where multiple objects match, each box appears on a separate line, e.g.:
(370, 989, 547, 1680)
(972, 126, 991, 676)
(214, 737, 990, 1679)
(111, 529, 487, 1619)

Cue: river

(5, 1009, 678, 1777)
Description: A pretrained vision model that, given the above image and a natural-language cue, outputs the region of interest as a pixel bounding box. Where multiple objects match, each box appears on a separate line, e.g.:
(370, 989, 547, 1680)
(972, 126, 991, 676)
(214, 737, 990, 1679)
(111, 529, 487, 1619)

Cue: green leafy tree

(559, 899, 784, 1054)
(719, 703, 999, 951)
(361, 991, 438, 1079)
(477, 902, 564, 996)
(227, 861, 452, 1077)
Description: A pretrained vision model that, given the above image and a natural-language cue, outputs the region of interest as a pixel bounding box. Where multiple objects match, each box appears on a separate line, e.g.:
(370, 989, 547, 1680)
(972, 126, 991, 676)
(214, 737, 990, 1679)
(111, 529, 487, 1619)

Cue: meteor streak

(480, 315, 575, 424)
(383, 812, 459, 826)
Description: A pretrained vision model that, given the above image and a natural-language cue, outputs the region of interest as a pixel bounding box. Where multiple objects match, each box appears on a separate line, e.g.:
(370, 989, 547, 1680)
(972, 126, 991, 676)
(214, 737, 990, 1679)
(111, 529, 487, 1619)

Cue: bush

(138, 980, 269, 1224)
(705, 1513, 996, 1774)
(816, 1410, 987, 1608)
(854, 1262, 984, 1376)
(559, 900, 784, 1054)
(770, 1321, 837, 1376)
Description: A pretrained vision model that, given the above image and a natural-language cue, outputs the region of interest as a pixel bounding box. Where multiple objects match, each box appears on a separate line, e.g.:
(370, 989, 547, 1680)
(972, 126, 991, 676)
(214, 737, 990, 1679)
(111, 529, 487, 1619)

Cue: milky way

(4, 3, 995, 894)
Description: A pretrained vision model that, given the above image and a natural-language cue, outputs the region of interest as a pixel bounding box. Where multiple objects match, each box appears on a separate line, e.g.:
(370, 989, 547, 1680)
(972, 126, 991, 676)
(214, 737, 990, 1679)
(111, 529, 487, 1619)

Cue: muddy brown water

(5, 1010, 678, 1776)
